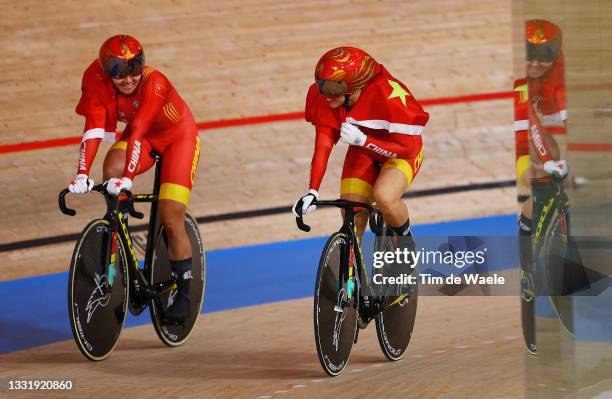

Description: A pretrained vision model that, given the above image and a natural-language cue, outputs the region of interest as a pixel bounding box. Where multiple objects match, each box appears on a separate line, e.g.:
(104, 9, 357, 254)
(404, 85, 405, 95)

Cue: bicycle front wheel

(149, 212, 206, 347)
(68, 219, 129, 361)
(313, 232, 358, 377)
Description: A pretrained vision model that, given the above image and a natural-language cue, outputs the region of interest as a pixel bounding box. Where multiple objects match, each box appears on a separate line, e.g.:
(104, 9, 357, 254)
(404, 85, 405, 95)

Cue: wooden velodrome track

(2, 0, 610, 397)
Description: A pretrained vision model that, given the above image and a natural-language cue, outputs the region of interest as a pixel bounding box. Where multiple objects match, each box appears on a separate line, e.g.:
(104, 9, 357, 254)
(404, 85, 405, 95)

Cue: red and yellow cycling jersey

(113, 66, 198, 180)
(305, 65, 429, 198)
(112, 66, 199, 205)
(514, 54, 566, 178)
(75, 62, 200, 205)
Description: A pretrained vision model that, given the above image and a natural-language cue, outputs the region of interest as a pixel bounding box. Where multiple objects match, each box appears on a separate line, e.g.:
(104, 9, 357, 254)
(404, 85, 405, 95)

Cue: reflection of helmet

(99, 35, 145, 78)
(526, 20, 562, 62)
(315, 47, 380, 97)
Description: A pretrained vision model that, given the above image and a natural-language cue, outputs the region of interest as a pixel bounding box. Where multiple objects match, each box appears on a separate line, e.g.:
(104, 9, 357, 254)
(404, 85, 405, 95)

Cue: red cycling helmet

(98, 35, 145, 78)
(315, 47, 380, 97)
(526, 20, 562, 62)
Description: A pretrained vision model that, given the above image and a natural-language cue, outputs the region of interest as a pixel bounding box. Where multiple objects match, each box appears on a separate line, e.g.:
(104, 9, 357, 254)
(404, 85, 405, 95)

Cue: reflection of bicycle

(531, 178, 589, 337)
(296, 200, 418, 376)
(59, 155, 206, 361)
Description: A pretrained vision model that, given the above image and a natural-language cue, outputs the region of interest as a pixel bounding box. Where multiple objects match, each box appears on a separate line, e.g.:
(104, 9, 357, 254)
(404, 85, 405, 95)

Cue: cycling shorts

(340, 143, 424, 201)
(111, 134, 200, 206)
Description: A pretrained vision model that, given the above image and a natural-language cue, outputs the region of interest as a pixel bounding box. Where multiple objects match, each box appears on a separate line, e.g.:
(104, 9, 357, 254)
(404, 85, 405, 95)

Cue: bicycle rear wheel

(314, 232, 358, 377)
(374, 234, 419, 361)
(149, 212, 206, 346)
(68, 219, 129, 361)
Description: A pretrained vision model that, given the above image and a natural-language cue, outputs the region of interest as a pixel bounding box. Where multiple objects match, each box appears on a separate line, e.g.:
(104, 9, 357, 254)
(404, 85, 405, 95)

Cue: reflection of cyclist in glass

(515, 20, 567, 353)
(66, 35, 201, 323)
(516, 19, 567, 294)
(292, 47, 428, 242)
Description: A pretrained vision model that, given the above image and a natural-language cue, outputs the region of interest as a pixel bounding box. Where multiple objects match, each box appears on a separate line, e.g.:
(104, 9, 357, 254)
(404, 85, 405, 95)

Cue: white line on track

(256, 335, 509, 398)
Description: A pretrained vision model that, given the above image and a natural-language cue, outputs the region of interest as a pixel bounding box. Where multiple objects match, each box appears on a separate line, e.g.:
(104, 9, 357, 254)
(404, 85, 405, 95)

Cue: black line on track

(0, 179, 516, 252)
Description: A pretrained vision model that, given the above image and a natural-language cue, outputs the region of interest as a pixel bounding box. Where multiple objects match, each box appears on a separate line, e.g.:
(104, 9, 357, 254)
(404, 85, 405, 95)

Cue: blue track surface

(0, 214, 519, 354)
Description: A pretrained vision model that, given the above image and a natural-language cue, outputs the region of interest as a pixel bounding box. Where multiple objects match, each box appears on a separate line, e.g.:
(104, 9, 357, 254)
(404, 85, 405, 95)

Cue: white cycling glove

(106, 177, 133, 196)
(543, 160, 569, 179)
(340, 122, 367, 147)
(68, 174, 94, 194)
(292, 189, 319, 217)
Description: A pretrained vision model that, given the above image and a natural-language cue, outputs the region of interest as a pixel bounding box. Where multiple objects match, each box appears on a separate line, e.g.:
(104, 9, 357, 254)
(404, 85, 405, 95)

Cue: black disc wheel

(149, 212, 206, 346)
(373, 231, 419, 361)
(313, 232, 358, 377)
(68, 219, 129, 361)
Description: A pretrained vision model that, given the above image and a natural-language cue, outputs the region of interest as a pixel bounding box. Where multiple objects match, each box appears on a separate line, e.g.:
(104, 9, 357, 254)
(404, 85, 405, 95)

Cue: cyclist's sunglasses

(110, 54, 145, 79)
(527, 42, 558, 63)
(317, 79, 349, 98)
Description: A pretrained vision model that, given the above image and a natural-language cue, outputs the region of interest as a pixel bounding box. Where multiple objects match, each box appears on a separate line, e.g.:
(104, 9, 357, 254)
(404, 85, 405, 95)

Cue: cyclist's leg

(159, 133, 200, 258)
(102, 137, 156, 180)
(517, 155, 535, 298)
(374, 143, 423, 236)
(158, 133, 201, 321)
(340, 147, 378, 238)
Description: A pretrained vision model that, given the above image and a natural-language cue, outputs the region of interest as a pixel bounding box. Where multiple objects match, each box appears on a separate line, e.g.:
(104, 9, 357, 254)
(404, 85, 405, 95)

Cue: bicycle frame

(59, 153, 176, 315)
(297, 200, 376, 300)
(532, 180, 568, 262)
(296, 199, 411, 308)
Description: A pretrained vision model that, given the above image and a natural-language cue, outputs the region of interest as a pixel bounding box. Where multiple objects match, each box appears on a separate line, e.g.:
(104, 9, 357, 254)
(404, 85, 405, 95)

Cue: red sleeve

(122, 76, 168, 179)
(75, 92, 106, 175)
(309, 125, 339, 191)
(528, 102, 554, 163)
(74, 61, 119, 175)
(77, 138, 101, 175)
(513, 78, 529, 158)
(362, 133, 417, 159)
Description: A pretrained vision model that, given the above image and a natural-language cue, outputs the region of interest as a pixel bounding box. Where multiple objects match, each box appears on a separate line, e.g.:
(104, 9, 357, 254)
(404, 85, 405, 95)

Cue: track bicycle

(296, 199, 418, 376)
(58, 153, 206, 361)
(522, 177, 590, 352)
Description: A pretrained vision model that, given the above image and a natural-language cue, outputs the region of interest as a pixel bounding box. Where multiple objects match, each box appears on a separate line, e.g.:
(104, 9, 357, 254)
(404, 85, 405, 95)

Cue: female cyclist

(293, 47, 429, 241)
(67, 35, 201, 323)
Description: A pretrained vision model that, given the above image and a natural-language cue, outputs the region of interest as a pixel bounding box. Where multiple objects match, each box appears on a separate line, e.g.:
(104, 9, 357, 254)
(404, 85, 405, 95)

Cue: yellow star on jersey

(514, 83, 528, 103)
(387, 80, 410, 107)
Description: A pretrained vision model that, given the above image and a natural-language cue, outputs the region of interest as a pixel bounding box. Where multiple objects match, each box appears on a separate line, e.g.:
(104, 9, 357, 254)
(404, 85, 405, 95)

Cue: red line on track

(567, 143, 612, 152)
(0, 90, 521, 155)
